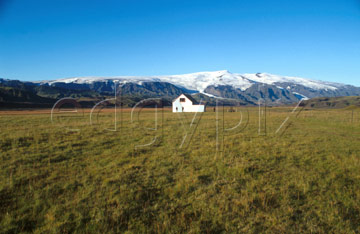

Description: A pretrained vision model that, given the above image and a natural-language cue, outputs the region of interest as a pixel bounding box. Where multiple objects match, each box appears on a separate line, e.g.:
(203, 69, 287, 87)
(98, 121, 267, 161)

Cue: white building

(172, 94, 205, 112)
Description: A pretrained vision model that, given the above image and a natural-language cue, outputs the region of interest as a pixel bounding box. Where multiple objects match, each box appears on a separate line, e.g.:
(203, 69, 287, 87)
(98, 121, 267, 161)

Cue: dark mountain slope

(302, 96, 360, 109)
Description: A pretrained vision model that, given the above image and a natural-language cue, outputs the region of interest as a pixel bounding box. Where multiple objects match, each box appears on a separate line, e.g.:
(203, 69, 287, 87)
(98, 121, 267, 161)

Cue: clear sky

(0, 0, 360, 86)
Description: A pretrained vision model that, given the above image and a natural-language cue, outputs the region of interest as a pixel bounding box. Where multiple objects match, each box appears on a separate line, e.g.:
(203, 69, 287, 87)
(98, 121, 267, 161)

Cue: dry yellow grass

(0, 107, 360, 233)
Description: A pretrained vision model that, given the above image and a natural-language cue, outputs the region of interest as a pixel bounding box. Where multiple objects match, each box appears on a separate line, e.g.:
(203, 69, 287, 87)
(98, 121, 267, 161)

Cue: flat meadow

(1, 106, 360, 233)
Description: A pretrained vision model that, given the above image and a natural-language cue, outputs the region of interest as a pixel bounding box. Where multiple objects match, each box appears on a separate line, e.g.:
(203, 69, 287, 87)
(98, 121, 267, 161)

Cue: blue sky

(0, 0, 360, 86)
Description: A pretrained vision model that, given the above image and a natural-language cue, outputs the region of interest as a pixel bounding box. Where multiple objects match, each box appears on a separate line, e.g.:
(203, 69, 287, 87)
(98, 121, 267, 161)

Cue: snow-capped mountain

(42, 70, 347, 92)
(41, 70, 254, 94)
(40, 70, 360, 102)
(2, 70, 359, 107)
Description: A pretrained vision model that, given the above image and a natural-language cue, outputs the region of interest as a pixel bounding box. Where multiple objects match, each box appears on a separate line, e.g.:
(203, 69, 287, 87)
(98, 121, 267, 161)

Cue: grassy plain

(1, 106, 360, 233)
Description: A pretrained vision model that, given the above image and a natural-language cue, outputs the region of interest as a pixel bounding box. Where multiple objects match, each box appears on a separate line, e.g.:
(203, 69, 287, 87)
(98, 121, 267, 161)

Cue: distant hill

(302, 96, 360, 109)
(0, 85, 56, 108)
(0, 81, 175, 109)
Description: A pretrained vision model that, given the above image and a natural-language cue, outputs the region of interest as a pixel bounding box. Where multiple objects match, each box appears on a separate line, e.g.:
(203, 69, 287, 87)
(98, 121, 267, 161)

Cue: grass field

(1, 106, 360, 233)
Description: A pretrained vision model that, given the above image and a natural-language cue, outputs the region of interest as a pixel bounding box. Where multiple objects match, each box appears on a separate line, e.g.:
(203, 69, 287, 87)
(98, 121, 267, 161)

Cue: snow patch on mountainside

(292, 92, 309, 100)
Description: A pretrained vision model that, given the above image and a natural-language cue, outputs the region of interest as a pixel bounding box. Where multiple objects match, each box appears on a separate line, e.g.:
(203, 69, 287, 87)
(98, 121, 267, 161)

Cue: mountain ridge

(1, 70, 360, 108)
(40, 70, 358, 95)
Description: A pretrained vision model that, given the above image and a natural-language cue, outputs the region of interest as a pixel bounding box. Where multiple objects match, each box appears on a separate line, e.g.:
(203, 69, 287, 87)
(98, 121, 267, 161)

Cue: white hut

(172, 94, 205, 112)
